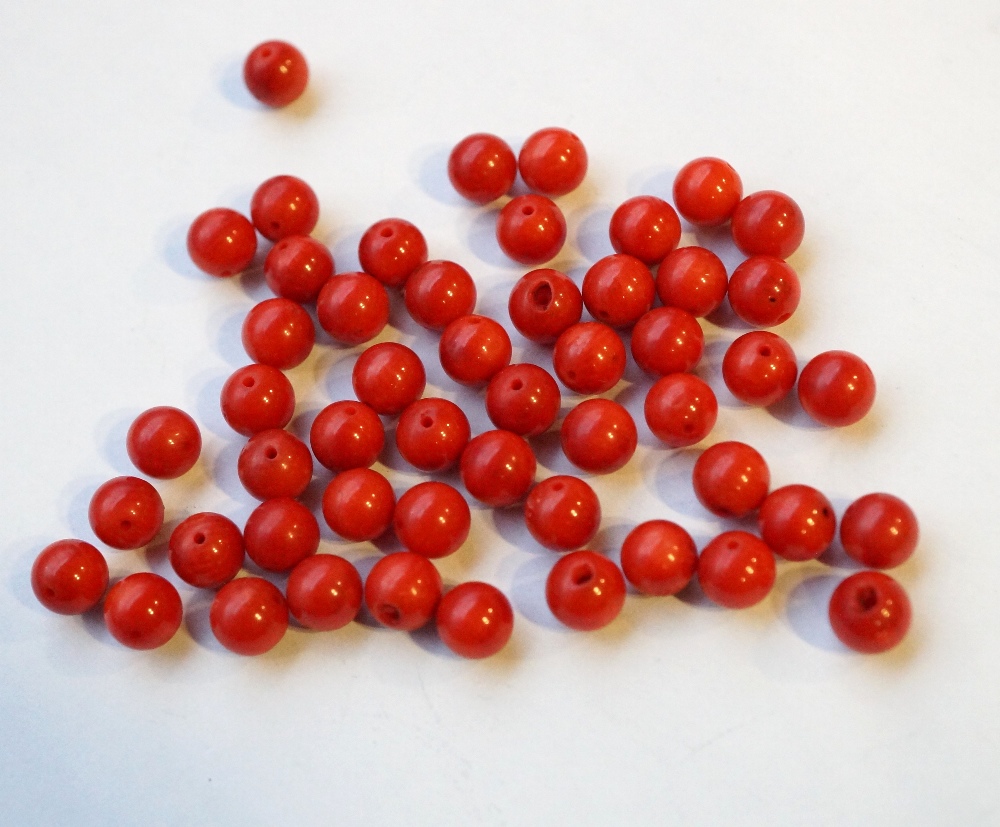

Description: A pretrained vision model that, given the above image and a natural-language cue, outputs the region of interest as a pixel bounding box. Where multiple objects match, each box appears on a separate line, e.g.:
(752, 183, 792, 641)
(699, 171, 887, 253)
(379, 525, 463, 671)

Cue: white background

(1, 1, 998, 824)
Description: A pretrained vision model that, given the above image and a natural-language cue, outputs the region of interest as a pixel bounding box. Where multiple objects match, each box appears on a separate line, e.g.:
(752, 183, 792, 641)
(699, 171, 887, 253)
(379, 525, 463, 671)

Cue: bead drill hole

(261, 48, 272, 58)
(380, 227, 393, 238)
(822, 507, 831, 518)
(572, 565, 595, 586)
(682, 423, 696, 434)
(345, 406, 357, 416)
(242, 377, 255, 388)
(531, 281, 553, 310)
(511, 379, 524, 391)
(377, 603, 401, 623)
(759, 346, 772, 357)
(194, 533, 206, 544)
(768, 296, 777, 303)
(856, 586, 878, 611)
(43, 586, 56, 599)
(270, 220, 281, 231)
(121, 520, 132, 530)
(551, 482, 564, 492)
(265, 446, 278, 460)
(420, 415, 434, 428)
(567, 370, 577, 381)
(521, 206, 535, 216)
(727, 539, 740, 550)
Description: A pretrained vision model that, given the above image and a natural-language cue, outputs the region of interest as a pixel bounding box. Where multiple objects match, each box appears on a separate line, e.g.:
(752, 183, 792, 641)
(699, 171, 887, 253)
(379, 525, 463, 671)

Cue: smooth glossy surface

(242, 297, 316, 369)
(352, 342, 426, 416)
(31, 539, 108, 615)
(104, 573, 183, 650)
(560, 398, 637, 474)
(364, 552, 442, 631)
(797, 350, 876, 427)
(731, 190, 805, 259)
(393, 481, 471, 559)
(698, 531, 776, 609)
(187, 207, 257, 278)
(243, 40, 308, 107)
(496, 194, 567, 265)
(524, 475, 601, 552)
(403, 259, 477, 331)
(439, 314, 512, 386)
(692, 441, 770, 518)
(728, 255, 801, 327)
(620, 521, 697, 596)
(447, 133, 517, 203)
(126, 406, 201, 479)
(460, 430, 537, 507)
(316, 271, 390, 345)
(507, 268, 583, 344)
(582, 253, 656, 329)
(220, 364, 296, 437)
(485, 363, 561, 437)
(672, 157, 743, 227)
(630, 307, 704, 377)
(518, 127, 588, 196)
(168, 512, 245, 589)
(358, 218, 428, 287)
(436, 582, 514, 658)
(243, 498, 320, 572)
(546, 550, 626, 631)
(643, 373, 718, 448)
(759, 484, 836, 562)
(263, 235, 334, 303)
(309, 401, 385, 472)
(609, 195, 681, 265)
(237, 428, 313, 500)
(829, 571, 911, 653)
(552, 321, 626, 395)
(840, 493, 919, 569)
(88, 476, 164, 550)
(250, 174, 319, 241)
(322, 468, 395, 542)
(286, 554, 363, 632)
(395, 397, 470, 472)
(210, 577, 289, 656)
(722, 331, 798, 406)
(656, 246, 729, 318)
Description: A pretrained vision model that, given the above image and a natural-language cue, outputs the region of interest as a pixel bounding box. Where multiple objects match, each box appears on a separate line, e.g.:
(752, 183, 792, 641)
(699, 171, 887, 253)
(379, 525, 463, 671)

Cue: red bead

(393, 481, 471, 559)
(609, 196, 681, 265)
(485, 363, 561, 437)
(582, 253, 656, 329)
(447, 133, 517, 203)
(358, 218, 428, 288)
(103, 573, 183, 650)
(237, 428, 313, 500)
(395, 397, 470, 472)
(243, 40, 308, 108)
(620, 521, 697, 596)
(31, 540, 108, 615)
(630, 307, 704, 377)
(829, 571, 911, 654)
(728, 256, 801, 327)
(250, 175, 319, 241)
(352, 342, 426, 416)
(507, 268, 583, 344)
(364, 551, 442, 631)
(439, 314, 512, 386)
(187, 207, 257, 278)
(672, 157, 743, 227)
(88, 476, 164, 550)
(210, 577, 289, 655)
(797, 350, 876, 427)
(126, 406, 201, 479)
(731, 190, 805, 259)
(524, 475, 601, 552)
(322, 467, 395, 542)
(517, 127, 588, 197)
(286, 554, 362, 631)
(244, 497, 319, 573)
(436, 582, 514, 658)
(168, 512, 245, 589)
(316, 271, 390, 345)
(692, 441, 770, 518)
(460, 430, 537, 507)
(545, 551, 625, 630)
(220, 364, 295, 437)
(722, 331, 798, 406)
(264, 235, 334, 303)
(656, 246, 729, 318)
(643, 373, 718, 448)
(309, 401, 385, 472)
(242, 297, 315, 369)
(495, 194, 567, 265)
(698, 531, 776, 609)
(758, 485, 836, 562)
(403, 259, 477, 331)
(552, 321, 626, 395)
(560, 398, 637, 474)
(840, 493, 919, 569)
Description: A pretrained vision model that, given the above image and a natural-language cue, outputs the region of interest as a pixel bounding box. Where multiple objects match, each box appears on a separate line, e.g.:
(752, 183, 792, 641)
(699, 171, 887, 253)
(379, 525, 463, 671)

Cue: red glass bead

(352, 342, 426, 416)
(829, 571, 911, 654)
(244, 497, 320, 573)
(263, 235, 334, 304)
(393, 481, 471, 559)
(672, 157, 743, 227)
(731, 190, 805, 259)
(439, 314, 512, 386)
(546, 550, 626, 630)
(582, 253, 656, 329)
(242, 297, 315, 369)
(630, 307, 704, 377)
(722, 331, 798, 406)
(447, 133, 517, 203)
(698, 531, 776, 609)
(168, 512, 244, 589)
(692, 441, 770, 519)
(250, 174, 319, 241)
(517, 127, 588, 197)
(508, 268, 583, 344)
(656, 246, 728, 318)
(395, 397, 470, 472)
(643, 373, 718, 448)
(365, 552, 442, 631)
(220, 364, 295, 437)
(322, 467, 395, 542)
(560, 398, 637, 474)
(310, 401, 385, 472)
(358, 218, 428, 288)
(103, 572, 183, 650)
(286, 554, 363, 631)
(608, 195, 681, 265)
(31, 539, 108, 615)
(460, 430, 537, 507)
(436, 582, 514, 658)
(403, 259, 477, 331)
(840, 493, 919, 569)
(495, 195, 567, 265)
(243, 40, 308, 108)
(126, 406, 201, 479)
(237, 428, 313, 501)
(797, 350, 876, 427)
(210, 577, 289, 655)
(485, 363, 561, 437)
(758, 484, 836, 562)
(316, 271, 390, 345)
(187, 207, 257, 278)
(88, 476, 164, 550)
(524, 475, 601, 552)
(552, 321, 626, 395)
(728, 256, 801, 327)
(620, 521, 697, 596)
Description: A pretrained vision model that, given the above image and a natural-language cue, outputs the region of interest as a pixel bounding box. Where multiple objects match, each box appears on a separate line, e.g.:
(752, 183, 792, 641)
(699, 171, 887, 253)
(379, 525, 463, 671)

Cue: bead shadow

(631, 166, 681, 200)
(573, 205, 614, 263)
(489, 507, 542, 558)
(213, 307, 253, 367)
(408, 621, 456, 659)
(211, 440, 256, 508)
(59, 474, 107, 541)
(413, 143, 465, 207)
(705, 296, 754, 332)
(184, 590, 228, 653)
(159, 217, 206, 281)
(462, 207, 512, 269)
(329, 226, 364, 275)
(642, 447, 708, 519)
(190, 368, 235, 439)
(509, 555, 561, 630)
(5, 537, 53, 615)
(95, 407, 141, 476)
(216, 55, 258, 110)
(781, 571, 842, 651)
(672, 577, 724, 612)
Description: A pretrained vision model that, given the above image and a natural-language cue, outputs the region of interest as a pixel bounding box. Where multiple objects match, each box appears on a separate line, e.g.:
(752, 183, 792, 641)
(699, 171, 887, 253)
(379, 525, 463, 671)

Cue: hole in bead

(420, 415, 434, 428)
(856, 586, 878, 611)
(194, 533, 206, 544)
(521, 205, 535, 216)
(261, 48, 272, 58)
(511, 379, 524, 391)
(270, 220, 281, 231)
(567, 370, 577, 381)
(344, 406, 358, 416)
(768, 296, 777, 303)
(682, 422, 696, 434)
(380, 227, 394, 238)
(759, 346, 772, 357)
(242, 376, 255, 388)
(572, 564, 595, 586)
(822, 507, 831, 518)
(726, 539, 740, 550)
(265, 446, 278, 460)
(377, 603, 401, 624)
(121, 520, 132, 530)
(551, 482, 565, 492)
(531, 281, 553, 310)
(43, 586, 56, 599)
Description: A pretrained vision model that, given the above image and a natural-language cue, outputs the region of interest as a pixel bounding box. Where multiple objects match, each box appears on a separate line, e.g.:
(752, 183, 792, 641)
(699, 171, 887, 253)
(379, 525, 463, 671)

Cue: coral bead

(263, 235, 334, 303)
(630, 307, 705, 377)
(460, 430, 537, 507)
(309, 401, 385, 472)
(244, 498, 320, 573)
(840, 493, 919, 569)
(243, 40, 308, 108)
(187, 208, 257, 278)
(560, 398, 637, 474)
(364, 551, 442, 631)
(439, 314, 512, 386)
(322, 467, 395, 542)
(672, 157, 743, 227)
(692, 441, 770, 519)
(620, 521, 697, 596)
(722, 331, 798, 407)
(242, 297, 315, 369)
(286, 554, 363, 631)
(582, 253, 656, 329)
(103, 573, 183, 650)
(237, 429, 313, 501)
(316, 271, 390, 346)
(731, 190, 805, 259)
(698, 531, 776, 609)
(758, 484, 836, 562)
(496, 195, 567, 265)
(518, 127, 588, 197)
(403, 259, 477, 331)
(168, 512, 245, 589)
(126, 406, 201, 479)
(436, 582, 514, 658)
(485, 363, 561, 437)
(393, 481, 471, 559)
(552, 322, 626, 395)
(507, 268, 583, 344)
(447, 133, 517, 203)
(395, 397, 470, 472)
(220, 364, 295, 437)
(656, 246, 729, 318)
(250, 174, 319, 241)
(211, 577, 289, 656)
(358, 218, 428, 288)
(609, 195, 681, 265)
(524, 475, 601, 552)
(643, 373, 718, 449)
(31, 540, 108, 615)
(797, 350, 876, 427)
(829, 571, 911, 654)
(352, 342, 426, 416)
(88, 476, 164, 550)
(546, 551, 626, 630)
(728, 256, 801, 327)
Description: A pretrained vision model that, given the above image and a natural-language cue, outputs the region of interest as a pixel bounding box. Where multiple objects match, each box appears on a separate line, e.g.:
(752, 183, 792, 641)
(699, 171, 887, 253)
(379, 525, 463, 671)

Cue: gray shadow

(575, 206, 614, 263)
(464, 207, 509, 268)
(413, 143, 464, 207)
(644, 447, 706, 518)
(784, 573, 842, 651)
(510, 556, 561, 629)
(96, 407, 141, 475)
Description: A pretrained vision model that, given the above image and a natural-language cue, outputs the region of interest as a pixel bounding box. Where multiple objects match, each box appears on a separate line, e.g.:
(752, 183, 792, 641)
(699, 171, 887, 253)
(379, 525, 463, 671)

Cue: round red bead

(552, 321, 626, 395)
(104, 573, 183, 650)
(582, 253, 656, 329)
(244, 497, 319, 573)
(286, 554, 363, 632)
(316, 271, 390, 345)
(609, 195, 681, 265)
(692, 441, 770, 519)
(728, 255, 801, 327)
(352, 342, 426, 416)
(546, 550, 626, 631)
(393, 481, 471, 559)
(797, 350, 876, 427)
(731, 190, 805, 259)
(250, 174, 319, 241)
(358, 218, 428, 288)
(242, 297, 316, 369)
(220, 364, 295, 437)
(168, 512, 245, 589)
(485, 363, 561, 437)
(237, 428, 313, 501)
(698, 531, 776, 609)
(447, 133, 517, 203)
(560, 398, 637, 474)
(656, 246, 729, 318)
(495, 195, 567, 265)
(364, 551, 442, 631)
(31, 539, 108, 615)
(211, 576, 289, 655)
(517, 127, 588, 197)
(403, 259, 477, 331)
(722, 331, 798, 407)
(672, 157, 743, 227)
(310, 401, 385, 472)
(395, 397, 470, 472)
(439, 314, 512, 386)
(88, 476, 164, 550)
(829, 571, 911, 654)
(840, 493, 919, 569)
(524, 475, 601, 552)
(187, 207, 257, 278)
(263, 235, 334, 303)
(630, 307, 705, 377)
(321, 467, 395, 542)
(643, 373, 718, 448)
(243, 40, 308, 108)
(758, 484, 836, 562)
(460, 430, 537, 507)
(436, 582, 514, 658)
(126, 406, 201, 480)
(620, 521, 697, 596)
(507, 268, 583, 344)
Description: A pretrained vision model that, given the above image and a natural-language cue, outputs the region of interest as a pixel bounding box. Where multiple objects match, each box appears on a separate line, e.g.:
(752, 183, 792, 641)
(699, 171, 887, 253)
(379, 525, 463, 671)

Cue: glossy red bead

(250, 175, 319, 241)
(286, 554, 363, 631)
(395, 397, 470, 472)
(672, 157, 743, 227)
(321, 467, 395, 542)
(187, 207, 257, 278)
(316, 271, 390, 345)
(656, 246, 729, 318)
(358, 218, 428, 288)
(460, 430, 537, 507)
(439, 314, 512, 386)
(31, 539, 108, 615)
(168, 512, 245, 589)
(631, 307, 704, 377)
(447, 133, 517, 203)
(237, 429, 313, 500)
(485, 363, 561, 437)
(698, 531, 776, 609)
(840, 493, 919, 569)
(829, 571, 911, 654)
(88, 476, 164, 550)
(507, 268, 583, 344)
(552, 321, 626, 395)
(643, 373, 718, 449)
(436, 582, 514, 658)
(620, 521, 697, 596)
(546, 550, 626, 631)
(352, 342, 426, 416)
(403, 259, 477, 331)
(495, 195, 567, 265)
(797, 350, 876, 427)
(728, 256, 801, 327)
(758, 485, 836, 562)
(309, 401, 385, 472)
(560, 398, 637, 474)
(393, 481, 471, 559)
(692, 441, 770, 519)
(518, 127, 588, 197)
(731, 190, 805, 259)
(524, 475, 601, 552)
(126, 406, 201, 479)
(242, 297, 315, 369)
(609, 195, 681, 265)
(244, 497, 320, 573)
(582, 254, 656, 329)
(210, 577, 289, 655)
(243, 40, 308, 108)
(264, 235, 334, 304)
(364, 551, 443, 631)
(103, 573, 183, 650)
(220, 364, 295, 437)
(722, 331, 798, 406)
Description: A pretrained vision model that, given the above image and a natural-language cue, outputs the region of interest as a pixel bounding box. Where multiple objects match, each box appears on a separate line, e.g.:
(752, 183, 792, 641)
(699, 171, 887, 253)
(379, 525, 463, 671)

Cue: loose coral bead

(263, 235, 334, 303)
(672, 157, 743, 227)
(546, 551, 626, 630)
(722, 331, 798, 407)
(582, 253, 656, 329)
(310, 401, 385, 472)
(321, 467, 395, 542)
(508, 268, 583, 344)
(168, 512, 245, 589)
(460, 430, 537, 507)
(517, 127, 588, 197)
(103, 573, 183, 650)
(250, 174, 319, 242)
(797, 350, 876, 427)
(220, 364, 296, 437)
(244, 497, 320, 572)
(698, 531, 776, 609)
(243, 40, 308, 108)
(728, 256, 801, 327)
(495, 195, 567, 265)
(643, 373, 718, 449)
(436, 582, 514, 658)
(88, 476, 164, 550)
(393, 481, 471, 559)
(656, 246, 729, 318)
(439, 314, 512, 386)
(840, 493, 919, 569)
(358, 218, 428, 288)
(237, 428, 313, 501)
(758, 484, 836, 562)
(403, 259, 477, 331)
(560, 398, 637, 474)
(31, 539, 108, 615)
(395, 397, 470, 472)
(316, 272, 390, 346)
(126, 406, 201, 479)
(242, 297, 316, 369)
(609, 195, 681, 265)
(352, 342, 426, 416)
(692, 441, 770, 519)
(552, 321, 626, 395)
(485, 364, 561, 437)
(364, 551, 442, 631)
(211, 577, 289, 655)
(731, 190, 805, 259)
(524, 475, 601, 552)
(620, 521, 697, 596)
(187, 208, 257, 278)
(829, 571, 911, 653)
(447, 133, 517, 203)
(286, 554, 363, 631)
(630, 307, 705, 377)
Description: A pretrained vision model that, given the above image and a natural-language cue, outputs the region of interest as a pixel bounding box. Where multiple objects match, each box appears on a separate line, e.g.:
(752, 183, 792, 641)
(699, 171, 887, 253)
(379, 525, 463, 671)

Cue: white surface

(1, 2, 998, 824)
